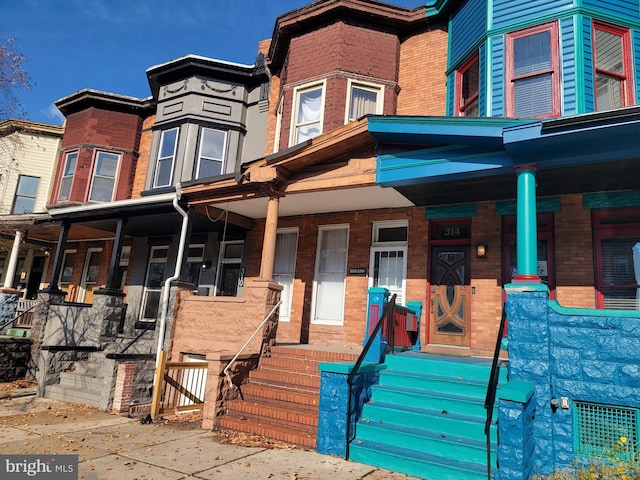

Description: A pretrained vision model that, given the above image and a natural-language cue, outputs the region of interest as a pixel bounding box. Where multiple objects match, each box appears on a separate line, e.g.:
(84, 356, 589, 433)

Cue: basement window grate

(574, 401, 639, 462)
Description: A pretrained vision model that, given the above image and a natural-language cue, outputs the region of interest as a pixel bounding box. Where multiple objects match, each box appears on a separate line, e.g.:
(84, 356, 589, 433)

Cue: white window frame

(153, 127, 179, 188)
(273, 96, 284, 154)
(78, 247, 103, 303)
(59, 249, 77, 286)
(58, 151, 78, 202)
(140, 245, 170, 321)
(369, 221, 408, 305)
(311, 224, 349, 326)
(344, 79, 384, 123)
(89, 151, 120, 202)
(195, 127, 228, 179)
(185, 243, 205, 287)
(273, 228, 299, 322)
(289, 80, 326, 147)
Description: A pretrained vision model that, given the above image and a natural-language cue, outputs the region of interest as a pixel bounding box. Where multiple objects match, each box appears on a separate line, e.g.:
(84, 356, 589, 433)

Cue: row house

(19, 0, 640, 478)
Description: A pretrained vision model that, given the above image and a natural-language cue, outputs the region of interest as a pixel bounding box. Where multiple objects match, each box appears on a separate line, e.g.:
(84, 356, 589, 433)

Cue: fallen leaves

(211, 429, 296, 450)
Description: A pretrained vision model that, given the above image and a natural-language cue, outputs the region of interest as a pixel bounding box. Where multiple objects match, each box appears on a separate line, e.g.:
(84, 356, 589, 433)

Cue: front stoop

(217, 344, 359, 449)
(45, 355, 105, 408)
(349, 352, 506, 480)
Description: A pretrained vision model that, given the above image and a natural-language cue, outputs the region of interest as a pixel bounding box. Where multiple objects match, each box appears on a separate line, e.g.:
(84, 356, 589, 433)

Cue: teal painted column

(515, 166, 540, 281)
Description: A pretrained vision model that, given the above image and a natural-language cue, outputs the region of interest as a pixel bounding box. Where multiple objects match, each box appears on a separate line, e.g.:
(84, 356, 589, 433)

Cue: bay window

(346, 80, 383, 123)
(594, 22, 633, 111)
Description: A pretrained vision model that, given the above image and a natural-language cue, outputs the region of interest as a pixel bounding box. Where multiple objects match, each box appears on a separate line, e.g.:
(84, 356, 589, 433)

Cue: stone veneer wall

(499, 284, 640, 478)
(0, 337, 32, 381)
(0, 290, 20, 333)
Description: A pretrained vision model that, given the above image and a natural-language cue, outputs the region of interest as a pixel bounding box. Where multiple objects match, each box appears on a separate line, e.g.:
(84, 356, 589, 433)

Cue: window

(89, 151, 120, 202)
(290, 82, 325, 146)
(456, 55, 479, 117)
(141, 246, 169, 321)
(12, 175, 40, 214)
(594, 22, 633, 111)
(154, 128, 179, 188)
(274, 229, 299, 322)
(59, 250, 77, 285)
(215, 241, 244, 297)
(345, 80, 383, 123)
(593, 209, 640, 310)
(312, 225, 349, 325)
(196, 128, 227, 179)
(184, 244, 205, 286)
(58, 151, 77, 201)
(506, 23, 559, 118)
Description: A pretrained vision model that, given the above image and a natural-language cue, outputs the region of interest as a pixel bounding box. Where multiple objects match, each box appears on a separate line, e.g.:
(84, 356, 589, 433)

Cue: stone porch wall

(0, 337, 32, 381)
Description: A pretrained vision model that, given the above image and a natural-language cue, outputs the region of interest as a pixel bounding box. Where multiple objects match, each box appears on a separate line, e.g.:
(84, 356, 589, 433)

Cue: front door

(78, 248, 103, 304)
(429, 245, 471, 347)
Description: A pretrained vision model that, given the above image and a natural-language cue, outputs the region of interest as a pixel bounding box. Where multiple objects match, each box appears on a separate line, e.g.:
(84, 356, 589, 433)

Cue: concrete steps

(43, 354, 105, 408)
(218, 344, 359, 449)
(349, 352, 504, 480)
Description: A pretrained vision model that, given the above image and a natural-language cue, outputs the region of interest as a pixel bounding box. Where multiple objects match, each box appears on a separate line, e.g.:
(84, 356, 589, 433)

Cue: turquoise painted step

(380, 370, 489, 398)
(370, 384, 492, 419)
(384, 352, 508, 383)
(355, 420, 493, 465)
(360, 401, 496, 444)
(350, 439, 488, 480)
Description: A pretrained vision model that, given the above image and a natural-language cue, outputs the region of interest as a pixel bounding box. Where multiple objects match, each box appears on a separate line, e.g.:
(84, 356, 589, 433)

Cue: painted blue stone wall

(0, 292, 19, 334)
(496, 393, 536, 480)
(504, 284, 640, 476)
(317, 363, 382, 457)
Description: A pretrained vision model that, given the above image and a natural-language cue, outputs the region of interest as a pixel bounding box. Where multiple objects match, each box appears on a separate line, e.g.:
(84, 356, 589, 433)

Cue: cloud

(44, 104, 64, 125)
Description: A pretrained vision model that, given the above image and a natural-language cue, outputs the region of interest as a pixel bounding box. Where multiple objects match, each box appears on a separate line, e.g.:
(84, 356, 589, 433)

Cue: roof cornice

(0, 119, 64, 137)
(55, 89, 153, 118)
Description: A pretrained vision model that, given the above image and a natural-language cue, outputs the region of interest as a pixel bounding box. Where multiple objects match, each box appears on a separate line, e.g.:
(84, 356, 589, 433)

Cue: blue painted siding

(449, 0, 487, 68)
(582, 16, 595, 112)
(560, 17, 577, 115)
(492, 0, 573, 30)
(446, 76, 455, 116)
(582, 0, 639, 22)
(490, 35, 505, 116)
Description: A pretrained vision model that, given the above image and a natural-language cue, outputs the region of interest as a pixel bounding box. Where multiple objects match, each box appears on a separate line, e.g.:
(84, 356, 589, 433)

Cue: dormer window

(346, 80, 383, 123)
(153, 127, 179, 188)
(290, 82, 325, 146)
(594, 22, 633, 111)
(456, 54, 479, 117)
(506, 23, 559, 118)
(196, 127, 227, 179)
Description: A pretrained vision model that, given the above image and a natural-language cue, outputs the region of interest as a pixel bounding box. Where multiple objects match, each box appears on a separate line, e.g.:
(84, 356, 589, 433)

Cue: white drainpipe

(155, 187, 190, 365)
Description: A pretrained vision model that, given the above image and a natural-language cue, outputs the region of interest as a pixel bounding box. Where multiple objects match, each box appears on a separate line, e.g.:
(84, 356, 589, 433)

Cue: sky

(2, 0, 422, 126)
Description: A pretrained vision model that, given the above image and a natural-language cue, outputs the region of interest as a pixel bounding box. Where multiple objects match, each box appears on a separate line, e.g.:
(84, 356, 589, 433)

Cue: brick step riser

(239, 394, 318, 413)
(269, 347, 359, 363)
(249, 370, 320, 389)
(226, 403, 318, 428)
(259, 357, 324, 375)
(240, 385, 319, 410)
(218, 417, 317, 449)
(248, 378, 319, 395)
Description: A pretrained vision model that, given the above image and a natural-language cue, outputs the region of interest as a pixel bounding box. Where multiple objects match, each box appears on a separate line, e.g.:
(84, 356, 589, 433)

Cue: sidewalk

(0, 392, 419, 480)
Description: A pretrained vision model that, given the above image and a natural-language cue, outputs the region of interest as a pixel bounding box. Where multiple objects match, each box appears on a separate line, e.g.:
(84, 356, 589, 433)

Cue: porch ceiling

(214, 185, 414, 220)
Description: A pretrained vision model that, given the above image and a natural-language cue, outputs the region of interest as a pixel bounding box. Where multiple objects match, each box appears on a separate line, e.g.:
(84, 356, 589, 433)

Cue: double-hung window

(456, 55, 479, 117)
(12, 175, 40, 214)
(89, 151, 120, 202)
(506, 23, 559, 118)
(290, 82, 325, 146)
(345, 80, 383, 123)
(58, 151, 77, 201)
(154, 127, 179, 188)
(594, 22, 633, 111)
(196, 127, 227, 179)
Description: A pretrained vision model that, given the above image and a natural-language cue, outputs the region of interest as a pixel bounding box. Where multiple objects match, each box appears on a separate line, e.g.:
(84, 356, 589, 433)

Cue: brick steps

(219, 344, 359, 449)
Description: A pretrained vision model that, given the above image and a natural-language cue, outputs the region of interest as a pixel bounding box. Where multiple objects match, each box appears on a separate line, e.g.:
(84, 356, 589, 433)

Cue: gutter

(155, 186, 190, 366)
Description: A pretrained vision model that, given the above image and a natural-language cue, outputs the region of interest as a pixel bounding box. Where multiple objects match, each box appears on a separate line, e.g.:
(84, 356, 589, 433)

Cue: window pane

(596, 73, 623, 110)
(198, 159, 223, 179)
(159, 129, 178, 158)
(513, 31, 551, 76)
(142, 291, 162, 319)
(156, 158, 173, 186)
(90, 177, 115, 202)
(295, 86, 323, 143)
(16, 176, 39, 196)
(461, 60, 479, 105)
(224, 243, 243, 259)
(64, 153, 77, 175)
(514, 74, 553, 117)
(601, 239, 640, 310)
(349, 86, 378, 121)
(200, 129, 225, 160)
(13, 176, 39, 214)
(596, 29, 623, 75)
(95, 152, 119, 176)
(13, 196, 35, 214)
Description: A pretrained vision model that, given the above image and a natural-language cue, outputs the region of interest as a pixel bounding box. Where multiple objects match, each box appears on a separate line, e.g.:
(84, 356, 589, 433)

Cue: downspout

(155, 186, 190, 365)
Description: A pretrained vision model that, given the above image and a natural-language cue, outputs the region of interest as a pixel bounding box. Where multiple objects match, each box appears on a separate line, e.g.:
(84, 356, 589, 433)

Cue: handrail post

(364, 288, 390, 363)
(151, 350, 167, 420)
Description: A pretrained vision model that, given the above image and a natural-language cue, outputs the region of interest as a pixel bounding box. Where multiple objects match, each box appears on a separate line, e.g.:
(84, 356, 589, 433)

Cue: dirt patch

(0, 379, 36, 391)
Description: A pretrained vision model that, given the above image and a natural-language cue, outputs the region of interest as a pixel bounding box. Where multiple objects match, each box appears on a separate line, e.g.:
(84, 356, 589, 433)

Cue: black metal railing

(484, 305, 508, 480)
(345, 294, 397, 459)
(0, 304, 36, 333)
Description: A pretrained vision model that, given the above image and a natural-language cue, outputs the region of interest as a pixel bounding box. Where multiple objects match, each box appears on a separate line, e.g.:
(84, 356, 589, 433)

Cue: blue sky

(3, 0, 421, 125)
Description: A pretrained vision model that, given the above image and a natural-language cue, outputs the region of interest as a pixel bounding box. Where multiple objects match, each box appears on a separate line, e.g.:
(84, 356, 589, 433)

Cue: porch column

(43, 221, 70, 294)
(100, 217, 128, 294)
(515, 166, 540, 281)
(259, 195, 279, 280)
(3, 229, 23, 288)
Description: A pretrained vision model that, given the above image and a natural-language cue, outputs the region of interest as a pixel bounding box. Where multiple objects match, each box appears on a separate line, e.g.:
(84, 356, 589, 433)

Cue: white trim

(195, 127, 228, 179)
(78, 247, 103, 303)
(273, 96, 284, 154)
(289, 80, 326, 147)
(344, 78, 384, 124)
(153, 127, 179, 188)
(49, 192, 178, 217)
(274, 227, 299, 322)
(372, 220, 409, 247)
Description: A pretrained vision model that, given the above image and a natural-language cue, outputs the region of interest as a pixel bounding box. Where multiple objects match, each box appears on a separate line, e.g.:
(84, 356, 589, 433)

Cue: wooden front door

(429, 245, 471, 347)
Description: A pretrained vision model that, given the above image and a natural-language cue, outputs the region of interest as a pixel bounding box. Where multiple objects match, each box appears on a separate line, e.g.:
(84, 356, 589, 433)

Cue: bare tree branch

(0, 38, 33, 119)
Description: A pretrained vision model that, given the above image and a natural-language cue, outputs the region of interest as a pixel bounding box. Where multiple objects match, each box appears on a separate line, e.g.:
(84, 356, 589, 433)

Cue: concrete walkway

(0, 392, 419, 480)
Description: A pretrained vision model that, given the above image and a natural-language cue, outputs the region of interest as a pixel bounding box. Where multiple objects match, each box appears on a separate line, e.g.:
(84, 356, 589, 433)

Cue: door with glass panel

(274, 229, 299, 322)
(78, 248, 103, 304)
(215, 241, 243, 297)
(141, 246, 169, 322)
(312, 225, 348, 325)
(369, 221, 408, 305)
